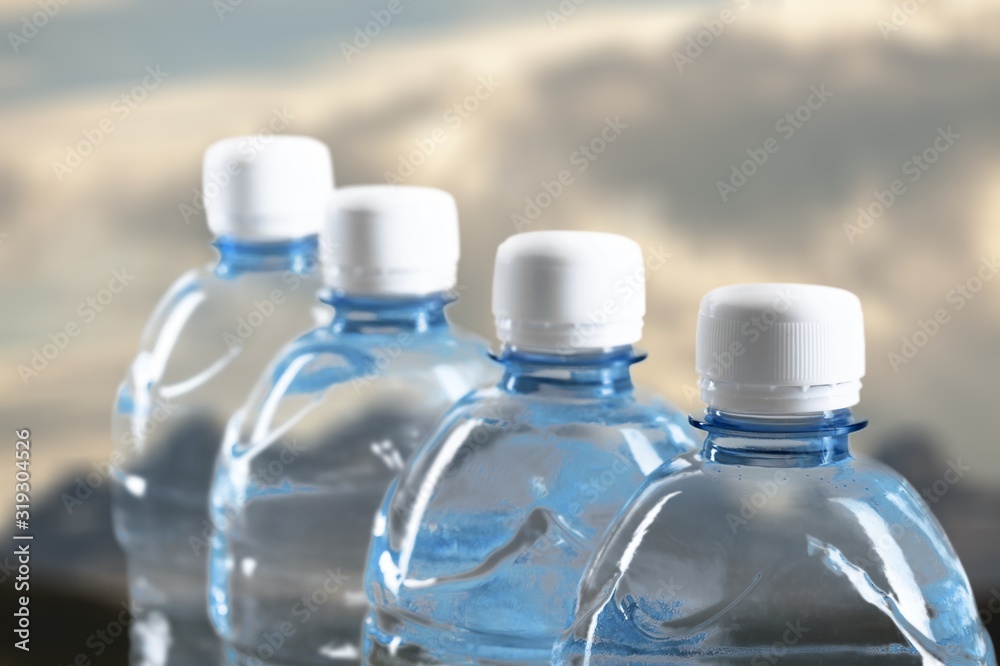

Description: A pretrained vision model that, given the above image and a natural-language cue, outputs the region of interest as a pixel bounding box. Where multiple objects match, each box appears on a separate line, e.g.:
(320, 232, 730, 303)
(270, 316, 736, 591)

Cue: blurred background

(1, 0, 999, 662)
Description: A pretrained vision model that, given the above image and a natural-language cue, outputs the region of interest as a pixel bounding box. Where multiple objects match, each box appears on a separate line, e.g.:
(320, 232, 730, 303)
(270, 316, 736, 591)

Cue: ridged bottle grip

(695, 283, 866, 413)
(696, 318, 864, 384)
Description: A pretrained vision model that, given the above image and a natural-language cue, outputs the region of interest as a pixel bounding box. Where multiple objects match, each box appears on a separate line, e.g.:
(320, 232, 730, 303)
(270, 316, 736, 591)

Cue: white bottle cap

(203, 135, 333, 240)
(696, 283, 865, 414)
(492, 231, 645, 352)
(323, 185, 459, 296)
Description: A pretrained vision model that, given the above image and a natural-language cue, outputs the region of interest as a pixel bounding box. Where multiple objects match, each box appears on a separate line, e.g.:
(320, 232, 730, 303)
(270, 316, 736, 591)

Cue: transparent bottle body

(555, 410, 996, 665)
(111, 239, 326, 666)
(208, 295, 498, 666)
(363, 349, 699, 665)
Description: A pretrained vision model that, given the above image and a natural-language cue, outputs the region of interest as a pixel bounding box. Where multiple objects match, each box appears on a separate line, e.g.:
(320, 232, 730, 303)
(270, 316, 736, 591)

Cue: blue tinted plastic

(112, 237, 325, 666)
(363, 347, 699, 665)
(554, 409, 996, 665)
(209, 292, 498, 665)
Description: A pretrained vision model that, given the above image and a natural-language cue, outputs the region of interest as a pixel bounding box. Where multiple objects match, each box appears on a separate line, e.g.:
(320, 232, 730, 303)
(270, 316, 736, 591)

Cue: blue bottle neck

(213, 235, 319, 278)
(692, 408, 867, 467)
(495, 345, 639, 398)
(323, 292, 452, 335)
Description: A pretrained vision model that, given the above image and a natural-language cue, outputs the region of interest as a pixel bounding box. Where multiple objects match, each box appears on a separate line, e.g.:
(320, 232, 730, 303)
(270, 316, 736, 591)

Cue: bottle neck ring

(322, 291, 452, 335)
(213, 235, 319, 278)
(494, 345, 640, 398)
(692, 408, 866, 466)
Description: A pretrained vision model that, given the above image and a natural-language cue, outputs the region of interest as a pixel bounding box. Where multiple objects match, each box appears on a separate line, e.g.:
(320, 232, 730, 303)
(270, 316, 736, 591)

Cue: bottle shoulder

(217, 326, 498, 475)
(241, 324, 496, 401)
(136, 266, 325, 347)
(324, 323, 492, 358)
(116, 267, 327, 418)
(383, 388, 699, 532)
(634, 452, 936, 510)
(432, 384, 697, 430)
(611, 453, 956, 556)
(396, 387, 700, 478)
(566, 452, 986, 660)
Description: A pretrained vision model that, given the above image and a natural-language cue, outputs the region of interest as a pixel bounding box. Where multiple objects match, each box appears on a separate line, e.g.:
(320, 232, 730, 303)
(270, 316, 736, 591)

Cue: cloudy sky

(2, 0, 1000, 516)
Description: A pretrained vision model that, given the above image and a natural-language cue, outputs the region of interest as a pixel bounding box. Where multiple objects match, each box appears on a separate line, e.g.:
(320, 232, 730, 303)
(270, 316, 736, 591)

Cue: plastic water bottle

(112, 136, 333, 665)
(364, 231, 699, 665)
(209, 185, 498, 665)
(555, 283, 996, 665)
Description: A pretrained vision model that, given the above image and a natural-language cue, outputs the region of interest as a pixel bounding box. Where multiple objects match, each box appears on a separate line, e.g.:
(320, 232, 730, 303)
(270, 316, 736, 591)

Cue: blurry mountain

(873, 427, 1000, 593)
(22, 428, 1000, 598)
(875, 428, 953, 488)
(7, 429, 998, 665)
(10, 473, 125, 601)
